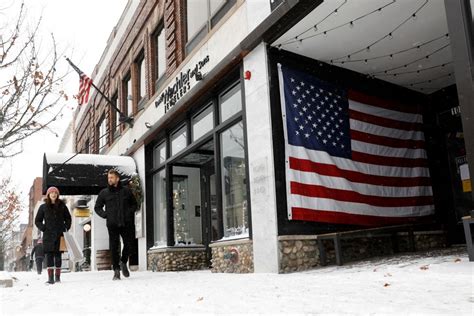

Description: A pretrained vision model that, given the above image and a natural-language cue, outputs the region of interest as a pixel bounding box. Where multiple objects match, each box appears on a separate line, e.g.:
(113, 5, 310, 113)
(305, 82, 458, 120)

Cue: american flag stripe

(290, 182, 434, 207)
(351, 151, 429, 168)
(292, 199, 435, 218)
(350, 120, 426, 141)
(289, 146, 430, 178)
(278, 64, 434, 226)
(77, 74, 92, 105)
(350, 130, 426, 149)
(349, 110, 424, 131)
(291, 208, 430, 226)
(289, 157, 432, 187)
(348, 90, 422, 114)
(288, 171, 433, 197)
(351, 141, 427, 159)
(349, 100, 423, 123)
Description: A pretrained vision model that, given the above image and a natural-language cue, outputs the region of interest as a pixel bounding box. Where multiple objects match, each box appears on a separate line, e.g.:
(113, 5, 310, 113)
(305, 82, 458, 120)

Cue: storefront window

(153, 142, 166, 168)
(219, 83, 242, 123)
(171, 126, 187, 156)
(153, 169, 167, 247)
(192, 105, 214, 141)
(220, 121, 248, 238)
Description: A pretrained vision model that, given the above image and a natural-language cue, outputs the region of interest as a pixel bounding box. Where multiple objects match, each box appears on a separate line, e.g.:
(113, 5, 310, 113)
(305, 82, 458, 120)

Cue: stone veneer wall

(147, 247, 207, 272)
(279, 231, 448, 273)
(210, 239, 254, 273)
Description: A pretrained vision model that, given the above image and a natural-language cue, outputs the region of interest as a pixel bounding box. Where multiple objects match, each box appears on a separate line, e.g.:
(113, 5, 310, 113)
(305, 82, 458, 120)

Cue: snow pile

(45, 152, 137, 176)
(1, 247, 472, 315)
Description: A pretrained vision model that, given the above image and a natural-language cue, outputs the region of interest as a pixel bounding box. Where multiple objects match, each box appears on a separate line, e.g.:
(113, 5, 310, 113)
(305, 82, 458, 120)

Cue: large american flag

(278, 64, 434, 226)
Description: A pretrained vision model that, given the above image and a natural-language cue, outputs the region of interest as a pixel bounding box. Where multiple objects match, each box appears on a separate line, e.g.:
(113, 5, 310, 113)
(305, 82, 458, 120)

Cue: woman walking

(35, 187, 72, 284)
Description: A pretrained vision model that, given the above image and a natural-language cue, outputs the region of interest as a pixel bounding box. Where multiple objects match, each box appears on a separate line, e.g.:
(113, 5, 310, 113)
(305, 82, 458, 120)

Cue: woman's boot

(55, 268, 61, 283)
(46, 268, 55, 284)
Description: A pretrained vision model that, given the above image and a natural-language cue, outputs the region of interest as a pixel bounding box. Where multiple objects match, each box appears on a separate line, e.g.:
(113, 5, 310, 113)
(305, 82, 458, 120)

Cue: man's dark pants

(35, 257, 44, 274)
(108, 223, 134, 270)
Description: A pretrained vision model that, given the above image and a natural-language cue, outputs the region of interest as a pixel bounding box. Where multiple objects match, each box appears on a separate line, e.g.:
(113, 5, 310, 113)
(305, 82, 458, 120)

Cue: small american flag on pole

(278, 64, 434, 226)
(77, 73, 92, 106)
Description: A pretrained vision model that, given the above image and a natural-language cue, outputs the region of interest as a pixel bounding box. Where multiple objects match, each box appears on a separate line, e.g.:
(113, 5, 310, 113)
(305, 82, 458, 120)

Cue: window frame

(122, 72, 133, 118)
(184, 0, 236, 55)
(152, 23, 167, 92)
(135, 51, 147, 110)
(97, 115, 107, 153)
(146, 77, 250, 248)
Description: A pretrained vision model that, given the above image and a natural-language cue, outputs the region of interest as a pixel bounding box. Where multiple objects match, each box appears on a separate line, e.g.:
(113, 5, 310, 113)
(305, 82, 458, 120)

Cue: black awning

(43, 153, 137, 195)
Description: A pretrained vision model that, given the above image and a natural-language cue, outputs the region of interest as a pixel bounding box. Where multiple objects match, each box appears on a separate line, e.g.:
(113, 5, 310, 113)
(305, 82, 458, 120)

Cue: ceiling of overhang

(271, 0, 455, 94)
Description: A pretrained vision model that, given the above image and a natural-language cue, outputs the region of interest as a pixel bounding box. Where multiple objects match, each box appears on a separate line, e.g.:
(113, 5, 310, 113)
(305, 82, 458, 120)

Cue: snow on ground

(1, 247, 472, 315)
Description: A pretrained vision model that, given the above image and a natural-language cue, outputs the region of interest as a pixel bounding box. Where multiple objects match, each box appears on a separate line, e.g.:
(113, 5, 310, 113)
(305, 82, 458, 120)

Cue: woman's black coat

(34, 200, 72, 253)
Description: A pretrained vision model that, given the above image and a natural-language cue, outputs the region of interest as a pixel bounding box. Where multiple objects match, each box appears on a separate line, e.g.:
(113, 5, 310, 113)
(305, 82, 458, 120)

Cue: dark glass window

(220, 122, 248, 238)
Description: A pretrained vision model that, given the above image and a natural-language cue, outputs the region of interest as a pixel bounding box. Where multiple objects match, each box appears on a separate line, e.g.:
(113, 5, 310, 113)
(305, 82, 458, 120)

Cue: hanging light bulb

(334, 9, 338, 15)
(366, 46, 371, 53)
(314, 24, 318, 31)
(389, 54, 393, 59)
(323, 31, 328, 37)
(412, 13, 417, 20)
(364, 59, 368, 64)
(349, 21, 354, 28)
(297, 39, 304, 51)
(388, 33, 393, 40)
(347, 54, 351, 60)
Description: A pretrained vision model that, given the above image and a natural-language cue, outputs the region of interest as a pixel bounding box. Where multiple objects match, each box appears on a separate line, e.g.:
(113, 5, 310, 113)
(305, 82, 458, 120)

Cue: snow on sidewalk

(0, 248, 472, 315)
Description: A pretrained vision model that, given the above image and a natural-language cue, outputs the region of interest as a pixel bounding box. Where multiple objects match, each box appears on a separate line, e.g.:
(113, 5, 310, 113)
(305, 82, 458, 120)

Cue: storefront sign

(155, 55, 210, 113)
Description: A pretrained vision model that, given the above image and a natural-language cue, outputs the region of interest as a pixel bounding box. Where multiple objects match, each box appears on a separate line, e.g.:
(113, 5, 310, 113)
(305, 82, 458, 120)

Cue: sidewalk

(0, 247, 472, 315)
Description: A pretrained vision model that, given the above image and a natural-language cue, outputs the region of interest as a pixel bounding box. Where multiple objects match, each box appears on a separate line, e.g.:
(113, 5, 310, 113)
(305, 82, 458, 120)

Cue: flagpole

(65, 57, 134, 127)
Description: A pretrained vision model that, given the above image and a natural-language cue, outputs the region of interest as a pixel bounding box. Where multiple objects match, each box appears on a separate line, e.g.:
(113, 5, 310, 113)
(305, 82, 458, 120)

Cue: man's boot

(46, 268, 55, 284)
(113, 269, 121, 280)
(55, 268, 61, 283)
(120, 262, 130, 278)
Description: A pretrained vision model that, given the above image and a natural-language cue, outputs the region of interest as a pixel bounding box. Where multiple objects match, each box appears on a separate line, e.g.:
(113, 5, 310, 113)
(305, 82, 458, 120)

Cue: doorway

(171, 139, 217, 264)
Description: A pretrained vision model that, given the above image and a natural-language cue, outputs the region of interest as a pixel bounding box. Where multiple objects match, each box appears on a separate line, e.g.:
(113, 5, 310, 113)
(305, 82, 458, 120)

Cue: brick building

(44, 0, 474, 273)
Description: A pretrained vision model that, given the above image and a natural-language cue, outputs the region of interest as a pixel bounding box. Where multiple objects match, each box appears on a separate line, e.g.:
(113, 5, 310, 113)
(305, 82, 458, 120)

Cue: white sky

(0, 0, 129, 223)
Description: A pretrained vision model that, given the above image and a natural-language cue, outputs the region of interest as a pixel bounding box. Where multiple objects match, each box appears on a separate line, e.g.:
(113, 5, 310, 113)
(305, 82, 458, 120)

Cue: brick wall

(74, 0, 186, 155)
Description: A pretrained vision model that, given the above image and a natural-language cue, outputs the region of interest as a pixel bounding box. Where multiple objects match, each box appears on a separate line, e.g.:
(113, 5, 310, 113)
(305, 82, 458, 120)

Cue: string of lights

(369, 43, 451, 75)
(332, 0, 429, 62)
(374, 61, 453, 77)
(403, 72, 454, 87)
(330, 33, 449, 64)
(277, 0, 398, 47)
(284, 0, 348, 42)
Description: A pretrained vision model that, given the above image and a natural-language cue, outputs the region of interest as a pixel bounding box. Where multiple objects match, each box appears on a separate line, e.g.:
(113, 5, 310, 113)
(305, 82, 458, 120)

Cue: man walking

(95, 169, 138, 280)
(30, 239, 45, 275)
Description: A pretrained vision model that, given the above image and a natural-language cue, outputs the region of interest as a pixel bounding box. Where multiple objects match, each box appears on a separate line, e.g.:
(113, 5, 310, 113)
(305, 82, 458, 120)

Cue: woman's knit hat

(46, 186, 60, 196)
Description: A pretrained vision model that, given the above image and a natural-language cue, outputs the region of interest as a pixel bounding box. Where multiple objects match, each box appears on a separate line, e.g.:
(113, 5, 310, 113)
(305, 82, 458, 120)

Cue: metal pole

(65, 57, 134, 127)
(444, 0, 474, 201)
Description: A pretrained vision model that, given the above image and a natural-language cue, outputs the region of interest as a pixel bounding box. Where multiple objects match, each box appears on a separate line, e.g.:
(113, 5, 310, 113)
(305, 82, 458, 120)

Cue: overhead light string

(375, 61, 453, 77)
(277, 0, 397, 48)
(330, 33, 449, 64)
(331, 0, 429, 62)
(369, 43, 451, 76)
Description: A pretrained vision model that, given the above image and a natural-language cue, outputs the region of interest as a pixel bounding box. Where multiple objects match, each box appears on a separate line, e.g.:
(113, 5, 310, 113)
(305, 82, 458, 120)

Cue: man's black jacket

(94, 183, 138, 228)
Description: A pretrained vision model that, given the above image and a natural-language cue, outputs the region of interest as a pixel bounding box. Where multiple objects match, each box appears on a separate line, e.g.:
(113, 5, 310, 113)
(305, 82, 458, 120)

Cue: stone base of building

(147, 247, 207, 272)
(279, 230, 448, 273)
(210, 239, 254, 273)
